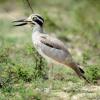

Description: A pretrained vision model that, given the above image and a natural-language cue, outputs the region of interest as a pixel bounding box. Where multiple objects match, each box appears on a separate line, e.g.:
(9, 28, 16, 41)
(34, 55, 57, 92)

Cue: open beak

(13, 16, 34, 26)
(12, 19, 28, 26)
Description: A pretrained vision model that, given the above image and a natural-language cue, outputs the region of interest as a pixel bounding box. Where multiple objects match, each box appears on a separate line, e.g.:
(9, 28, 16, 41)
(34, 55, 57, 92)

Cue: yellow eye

(32, 17, 37, 21)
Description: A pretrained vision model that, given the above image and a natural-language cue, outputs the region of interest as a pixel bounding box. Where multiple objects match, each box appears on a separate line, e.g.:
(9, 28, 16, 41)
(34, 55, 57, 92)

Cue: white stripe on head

(36, 17, 44, 23)
(30, 14, 44, 26)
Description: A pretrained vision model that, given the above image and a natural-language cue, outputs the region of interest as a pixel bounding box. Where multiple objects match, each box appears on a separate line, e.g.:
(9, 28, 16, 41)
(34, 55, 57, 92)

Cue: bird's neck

(33, 25, 43, 33)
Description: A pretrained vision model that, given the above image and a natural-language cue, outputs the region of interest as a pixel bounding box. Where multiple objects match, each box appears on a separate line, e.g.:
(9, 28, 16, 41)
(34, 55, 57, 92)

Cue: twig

(25, 0, 33, 13)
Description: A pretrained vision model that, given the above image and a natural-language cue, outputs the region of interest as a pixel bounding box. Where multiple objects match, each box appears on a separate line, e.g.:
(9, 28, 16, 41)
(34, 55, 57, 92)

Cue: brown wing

(38, 34, 72, 63)
(40, 35, 69, 52)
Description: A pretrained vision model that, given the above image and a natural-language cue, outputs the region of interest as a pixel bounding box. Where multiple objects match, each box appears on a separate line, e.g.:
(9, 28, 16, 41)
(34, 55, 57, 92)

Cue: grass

(0, 0, 100, 99)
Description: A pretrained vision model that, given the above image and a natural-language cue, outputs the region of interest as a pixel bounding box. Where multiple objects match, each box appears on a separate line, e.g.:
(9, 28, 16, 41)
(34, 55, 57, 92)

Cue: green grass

(0, 0, 100, 99)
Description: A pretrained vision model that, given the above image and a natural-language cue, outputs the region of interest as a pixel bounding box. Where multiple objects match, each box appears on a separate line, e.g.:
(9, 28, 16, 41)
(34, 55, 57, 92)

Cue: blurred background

(0, 0, 100, 100)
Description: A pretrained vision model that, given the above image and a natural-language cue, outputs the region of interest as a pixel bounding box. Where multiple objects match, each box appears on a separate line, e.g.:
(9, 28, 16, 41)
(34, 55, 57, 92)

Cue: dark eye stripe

(33, 18, 43, 26)
(36, 15, 44, 22)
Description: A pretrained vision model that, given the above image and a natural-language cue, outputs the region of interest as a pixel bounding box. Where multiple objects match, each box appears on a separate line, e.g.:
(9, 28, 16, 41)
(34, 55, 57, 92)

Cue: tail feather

(79, 67, 85, 74)
(81, 74, 90, 83)
(78, 67, 90, 83)
(67, 62, 90, 83)
(75, 67, 90, 83)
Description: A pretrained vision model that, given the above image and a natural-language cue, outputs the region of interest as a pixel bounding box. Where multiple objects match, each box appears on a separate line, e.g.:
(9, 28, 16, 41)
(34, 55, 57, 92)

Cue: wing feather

(38, 35, 73, 63)
(40, 35, 69, 51)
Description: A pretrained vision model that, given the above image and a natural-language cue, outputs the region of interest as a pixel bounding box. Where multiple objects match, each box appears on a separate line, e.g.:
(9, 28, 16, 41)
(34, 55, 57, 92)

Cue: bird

(13, 13, 89, 83)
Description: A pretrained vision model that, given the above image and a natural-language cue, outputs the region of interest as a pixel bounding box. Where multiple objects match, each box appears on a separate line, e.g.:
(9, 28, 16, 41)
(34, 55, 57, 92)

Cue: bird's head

(13, 14, 44, 27)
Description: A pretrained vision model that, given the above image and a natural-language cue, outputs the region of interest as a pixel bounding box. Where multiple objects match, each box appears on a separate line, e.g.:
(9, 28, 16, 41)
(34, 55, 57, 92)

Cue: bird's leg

(41, 63, 54, 93)
(48, 63, 54, 91)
